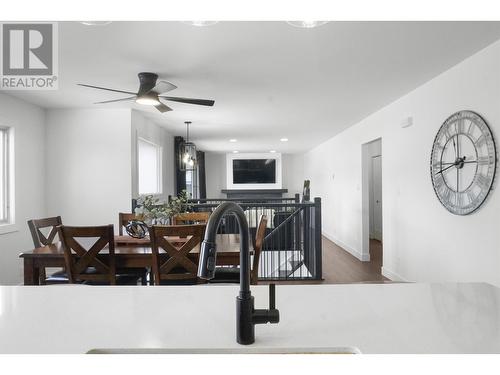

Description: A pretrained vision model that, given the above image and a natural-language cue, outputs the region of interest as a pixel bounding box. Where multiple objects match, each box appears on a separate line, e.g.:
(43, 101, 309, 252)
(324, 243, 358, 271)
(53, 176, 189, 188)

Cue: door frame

(361, 138, 382, 262)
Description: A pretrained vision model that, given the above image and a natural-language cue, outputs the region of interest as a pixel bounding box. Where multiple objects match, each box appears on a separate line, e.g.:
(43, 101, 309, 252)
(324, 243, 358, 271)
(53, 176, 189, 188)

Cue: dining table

(19, 233, 249, 285)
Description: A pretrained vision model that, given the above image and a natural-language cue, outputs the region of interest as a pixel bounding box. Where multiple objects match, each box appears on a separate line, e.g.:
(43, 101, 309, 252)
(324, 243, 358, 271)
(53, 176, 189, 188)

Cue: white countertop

(0, 282, 499, 353)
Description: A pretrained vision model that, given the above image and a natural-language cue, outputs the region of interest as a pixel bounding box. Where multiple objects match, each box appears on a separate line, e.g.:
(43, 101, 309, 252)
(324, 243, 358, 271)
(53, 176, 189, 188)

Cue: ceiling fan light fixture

(286, 21, 329, 29)
(78, 71, 214, 115)
(136, 94, 160, 106)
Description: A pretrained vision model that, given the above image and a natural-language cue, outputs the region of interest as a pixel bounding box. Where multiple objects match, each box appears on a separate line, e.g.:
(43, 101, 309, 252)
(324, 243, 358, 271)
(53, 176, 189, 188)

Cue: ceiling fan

(77, 72, 215, 113)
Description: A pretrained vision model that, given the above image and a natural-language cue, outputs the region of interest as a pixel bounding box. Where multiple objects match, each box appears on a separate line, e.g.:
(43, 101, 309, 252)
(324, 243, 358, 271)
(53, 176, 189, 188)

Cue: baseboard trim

(381, 267, 408, 282)
(370, 230, 383, 242)
(322, 232, 370, 261)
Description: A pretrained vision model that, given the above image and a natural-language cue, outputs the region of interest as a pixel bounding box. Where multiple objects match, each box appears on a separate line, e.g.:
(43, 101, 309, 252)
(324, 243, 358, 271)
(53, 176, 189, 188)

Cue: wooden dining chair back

(150, 224, 206, 285)
(172, 212, 210, 225)
(27, 216, 62, 248)
(251, 215, 268, 284)
(27, 216, 66, 284)
(118, 212, 143, 236)
(58, 225, 117, 285)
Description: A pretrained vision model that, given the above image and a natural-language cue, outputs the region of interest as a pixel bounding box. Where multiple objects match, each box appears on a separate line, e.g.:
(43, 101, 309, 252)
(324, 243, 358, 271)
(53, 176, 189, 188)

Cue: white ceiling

(7, 21, 500, 153)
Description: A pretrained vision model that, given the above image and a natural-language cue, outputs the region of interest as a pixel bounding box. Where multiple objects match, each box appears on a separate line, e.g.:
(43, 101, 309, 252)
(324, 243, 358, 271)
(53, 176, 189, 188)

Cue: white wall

(205, 152, 226, 198)
(0, 93, 46, 285)
(45, 109, 132, 230)
(131, 110, 175, 202)
(205, 152, 304, 198)
(303, 39, 500, 286)
(282, 153, 305, 198)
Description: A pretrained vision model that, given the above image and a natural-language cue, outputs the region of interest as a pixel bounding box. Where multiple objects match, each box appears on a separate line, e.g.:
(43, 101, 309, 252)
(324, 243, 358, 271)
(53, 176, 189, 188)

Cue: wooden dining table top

(20, 233, 250, 286)
(19, 233, 250, 257)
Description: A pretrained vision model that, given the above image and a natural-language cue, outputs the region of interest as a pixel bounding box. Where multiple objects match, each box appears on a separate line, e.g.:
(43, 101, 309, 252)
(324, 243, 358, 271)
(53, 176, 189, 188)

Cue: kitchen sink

(87, 346, 361, 354)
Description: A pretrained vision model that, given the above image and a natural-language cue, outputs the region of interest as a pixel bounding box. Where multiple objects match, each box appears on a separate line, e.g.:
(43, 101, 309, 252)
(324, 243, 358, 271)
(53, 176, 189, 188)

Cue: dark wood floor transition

(320, 237, 388, 284)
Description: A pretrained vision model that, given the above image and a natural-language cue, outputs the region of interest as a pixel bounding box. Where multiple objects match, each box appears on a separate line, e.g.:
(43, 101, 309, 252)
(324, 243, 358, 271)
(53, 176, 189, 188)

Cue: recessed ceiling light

(270, 150, 276, 153)
(232, 150, 239, 153)
(80, 21, 112, 26)
(182, 21, 219, 27)
(280, 138, 289, 142)
(229, 139, 237, 143)
(286, 21, 329, 29)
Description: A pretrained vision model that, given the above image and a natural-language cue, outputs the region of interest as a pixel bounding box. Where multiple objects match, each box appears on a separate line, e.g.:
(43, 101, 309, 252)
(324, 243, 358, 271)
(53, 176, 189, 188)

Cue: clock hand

(436, 163, 456, 175)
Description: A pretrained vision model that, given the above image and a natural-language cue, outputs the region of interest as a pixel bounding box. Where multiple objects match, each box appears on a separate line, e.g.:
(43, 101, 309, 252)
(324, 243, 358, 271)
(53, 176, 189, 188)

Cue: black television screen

(233, 159, 276, 184)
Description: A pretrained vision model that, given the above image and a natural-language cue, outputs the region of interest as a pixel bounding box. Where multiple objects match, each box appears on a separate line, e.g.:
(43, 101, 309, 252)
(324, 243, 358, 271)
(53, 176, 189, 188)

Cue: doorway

(361, 138, 383, 272)
(369, 153, 383, 270)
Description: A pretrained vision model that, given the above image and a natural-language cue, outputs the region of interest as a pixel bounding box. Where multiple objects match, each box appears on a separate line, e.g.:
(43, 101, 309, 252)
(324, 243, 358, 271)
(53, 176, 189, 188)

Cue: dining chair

(117, 212, 149, 285)
(118, 212, 144, 236)
(58, 224, 141, 285)
(172, 211, 210, 225)
(149, 224, 206, 285)
(208, 215, 267, 285)
(27, 216, 68, 284)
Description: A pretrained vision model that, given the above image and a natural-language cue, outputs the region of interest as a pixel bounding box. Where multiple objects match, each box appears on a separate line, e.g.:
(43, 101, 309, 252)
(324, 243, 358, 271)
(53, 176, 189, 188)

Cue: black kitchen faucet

(197, 202, 280, 345)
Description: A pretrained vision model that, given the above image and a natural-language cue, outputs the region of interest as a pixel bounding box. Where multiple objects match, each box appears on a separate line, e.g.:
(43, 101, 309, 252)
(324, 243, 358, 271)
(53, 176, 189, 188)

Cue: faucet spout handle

(197, 240, 217, 280)
(267, 284, 279, 324)
(269, 284, 276, 310)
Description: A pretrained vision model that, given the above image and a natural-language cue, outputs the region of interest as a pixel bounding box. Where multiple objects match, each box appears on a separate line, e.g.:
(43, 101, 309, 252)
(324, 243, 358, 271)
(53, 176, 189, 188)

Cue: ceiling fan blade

(154, 102, 172, 113)
(158, 96, 215, 106)
(150, 80, 177, 94)
(94, 96, 137, 104)
(78, 83, 137, 95)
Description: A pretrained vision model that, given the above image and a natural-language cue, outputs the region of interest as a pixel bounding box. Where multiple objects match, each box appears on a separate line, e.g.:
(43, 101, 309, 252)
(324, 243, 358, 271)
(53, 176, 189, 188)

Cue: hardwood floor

(320, 237, 388, 284)
(263, 236, 390, 285)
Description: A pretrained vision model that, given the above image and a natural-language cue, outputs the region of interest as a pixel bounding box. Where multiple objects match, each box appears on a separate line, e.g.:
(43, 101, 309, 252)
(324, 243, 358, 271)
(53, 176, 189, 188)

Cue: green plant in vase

(134, 190, 192, 227)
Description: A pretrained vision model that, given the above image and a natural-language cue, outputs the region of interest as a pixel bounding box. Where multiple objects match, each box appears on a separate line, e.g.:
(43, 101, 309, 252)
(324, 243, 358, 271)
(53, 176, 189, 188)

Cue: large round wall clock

(430, 110, 496, 215)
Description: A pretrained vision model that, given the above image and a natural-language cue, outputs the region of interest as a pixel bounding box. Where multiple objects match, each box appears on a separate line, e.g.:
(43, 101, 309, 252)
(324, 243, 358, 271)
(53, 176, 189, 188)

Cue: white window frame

(0, 126, 15, 234)
(137, 137, 163, 196)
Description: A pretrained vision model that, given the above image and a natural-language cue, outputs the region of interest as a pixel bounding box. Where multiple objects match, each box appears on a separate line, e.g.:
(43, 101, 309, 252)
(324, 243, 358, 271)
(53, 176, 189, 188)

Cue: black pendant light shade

(180, 121, 197, 171)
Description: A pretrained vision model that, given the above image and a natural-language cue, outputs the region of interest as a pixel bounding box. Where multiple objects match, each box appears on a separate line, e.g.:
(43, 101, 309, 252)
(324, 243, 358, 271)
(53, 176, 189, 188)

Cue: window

(138, 138, 162, 195)
(185, 169, 199, 199)
(0, 128, 10, 223)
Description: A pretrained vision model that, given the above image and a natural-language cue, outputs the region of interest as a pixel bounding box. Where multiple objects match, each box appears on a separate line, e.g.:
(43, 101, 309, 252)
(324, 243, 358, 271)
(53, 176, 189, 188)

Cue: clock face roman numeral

(477, 156, 490, 166)
(466, 120, 474, 136)
(456, 119, 464, 134)
(467, 190, 476, 204)
(476, 135, 486, 147)
(476, 174, 489, 191)
(444, 126, 454, 140)
(442, 187, 452, 203)
(434, 173, 444, 189)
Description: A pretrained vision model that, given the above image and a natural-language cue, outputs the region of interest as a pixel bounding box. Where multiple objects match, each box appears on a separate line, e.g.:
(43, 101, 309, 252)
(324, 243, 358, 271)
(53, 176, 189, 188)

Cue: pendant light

(181, 121, 197, 171)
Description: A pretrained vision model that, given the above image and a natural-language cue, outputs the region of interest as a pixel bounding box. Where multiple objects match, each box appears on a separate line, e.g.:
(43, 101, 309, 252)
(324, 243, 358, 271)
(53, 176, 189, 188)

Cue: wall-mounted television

(226, 153, 282, 190)
(233, 159, 276, 184)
